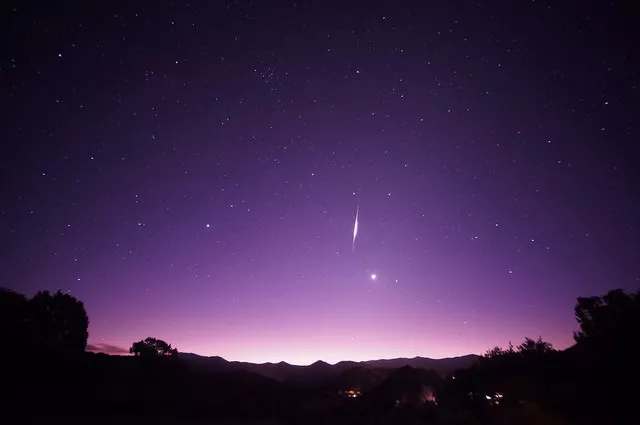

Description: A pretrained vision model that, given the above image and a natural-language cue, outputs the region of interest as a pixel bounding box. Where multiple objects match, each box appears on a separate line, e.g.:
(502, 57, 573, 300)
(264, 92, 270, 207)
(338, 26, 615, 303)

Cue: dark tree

(484, 342, 515, 359)
(574, 288, 640, 345)
(570, 289, 640, 420)
(517, 337, 553, 355)
(130, 337, 178, 357)
(29, 290, 89, 354)
(0, 288, 31, 353)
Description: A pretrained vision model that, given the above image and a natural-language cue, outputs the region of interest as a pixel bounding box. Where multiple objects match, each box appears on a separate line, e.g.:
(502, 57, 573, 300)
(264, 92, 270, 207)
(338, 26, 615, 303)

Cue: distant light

(370, 274, 377, 280)
(205, 224, 210, 228)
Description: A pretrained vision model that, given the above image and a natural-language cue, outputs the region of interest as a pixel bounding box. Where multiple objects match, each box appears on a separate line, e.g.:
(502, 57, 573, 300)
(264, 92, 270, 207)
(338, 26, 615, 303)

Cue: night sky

(2, 1, 638, 365)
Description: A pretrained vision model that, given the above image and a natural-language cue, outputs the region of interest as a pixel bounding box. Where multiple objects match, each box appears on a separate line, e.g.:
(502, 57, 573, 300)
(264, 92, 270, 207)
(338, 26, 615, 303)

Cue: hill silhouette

(362, 354, 480, 376)
(178, 352, 479, 386)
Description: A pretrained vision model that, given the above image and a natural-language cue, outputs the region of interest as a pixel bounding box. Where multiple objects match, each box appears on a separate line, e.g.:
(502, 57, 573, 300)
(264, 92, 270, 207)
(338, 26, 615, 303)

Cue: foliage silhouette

(0, 288, 30, 353)
(130, 337, 178, 357)
(568, 288, 640, 422)
(483, 341, 515, 359)
(29, 290, 89, 354)
(1, 288, 89, 355)
(517, 337, 554, 355)
(574, 288, 639, 350)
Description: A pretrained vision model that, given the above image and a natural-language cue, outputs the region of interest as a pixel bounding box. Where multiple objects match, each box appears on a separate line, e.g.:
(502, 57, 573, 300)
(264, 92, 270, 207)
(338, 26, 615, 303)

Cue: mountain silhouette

(179, 353, 479, 386)
(362, 354, 479, 375)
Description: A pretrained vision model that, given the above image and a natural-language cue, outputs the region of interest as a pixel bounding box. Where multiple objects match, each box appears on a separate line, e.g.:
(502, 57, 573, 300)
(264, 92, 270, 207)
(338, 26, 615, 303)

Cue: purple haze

(2, 1, 638, 365)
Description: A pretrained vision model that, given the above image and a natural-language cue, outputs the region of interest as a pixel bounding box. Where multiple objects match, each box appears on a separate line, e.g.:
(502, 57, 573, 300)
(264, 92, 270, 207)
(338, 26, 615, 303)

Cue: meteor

(352, 202, 359, 252)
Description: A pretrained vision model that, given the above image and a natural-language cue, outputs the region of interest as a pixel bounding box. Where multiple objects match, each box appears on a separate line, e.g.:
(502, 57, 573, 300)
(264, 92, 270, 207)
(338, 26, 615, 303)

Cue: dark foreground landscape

(2, 287, 639, 424)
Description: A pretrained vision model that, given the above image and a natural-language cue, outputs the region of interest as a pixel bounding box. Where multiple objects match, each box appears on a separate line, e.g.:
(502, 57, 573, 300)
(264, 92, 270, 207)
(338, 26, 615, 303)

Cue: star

(370, 274, 377, 281)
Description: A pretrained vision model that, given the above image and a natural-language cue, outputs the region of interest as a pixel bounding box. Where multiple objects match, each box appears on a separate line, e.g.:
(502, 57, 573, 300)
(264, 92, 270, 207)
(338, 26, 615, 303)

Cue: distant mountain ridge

(178, 352, 479, 386)
(362, 354, 480, 373)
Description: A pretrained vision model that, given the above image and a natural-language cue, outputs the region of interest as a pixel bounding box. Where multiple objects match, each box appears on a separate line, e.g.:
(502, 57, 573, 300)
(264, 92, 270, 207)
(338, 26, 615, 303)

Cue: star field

(1, 0, 638, 364)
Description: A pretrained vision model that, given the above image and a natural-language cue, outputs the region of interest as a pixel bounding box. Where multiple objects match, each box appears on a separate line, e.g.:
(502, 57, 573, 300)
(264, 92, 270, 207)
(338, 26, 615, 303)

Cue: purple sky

(2, 1, 638, 365)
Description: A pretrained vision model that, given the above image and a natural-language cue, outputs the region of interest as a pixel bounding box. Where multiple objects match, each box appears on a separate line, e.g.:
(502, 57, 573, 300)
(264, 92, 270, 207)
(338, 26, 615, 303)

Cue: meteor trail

(352, 202, 359, 252)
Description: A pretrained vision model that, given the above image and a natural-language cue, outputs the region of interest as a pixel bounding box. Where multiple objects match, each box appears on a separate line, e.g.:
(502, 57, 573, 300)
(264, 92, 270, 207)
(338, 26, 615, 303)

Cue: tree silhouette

(483, 337, 552, 360)
(130, 337, 178, 357)
(573, 288, 640, 368)
(484, 342, 515, 359)
(517, 337, 553, 355)
(29, 290, 89, 354)
(0, 288, 31, 353)
(574, 288, 639, 344)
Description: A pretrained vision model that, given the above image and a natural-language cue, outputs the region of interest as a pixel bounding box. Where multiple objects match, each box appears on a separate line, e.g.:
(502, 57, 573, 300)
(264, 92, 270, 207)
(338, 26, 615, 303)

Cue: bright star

(370, 274, 377, 280)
